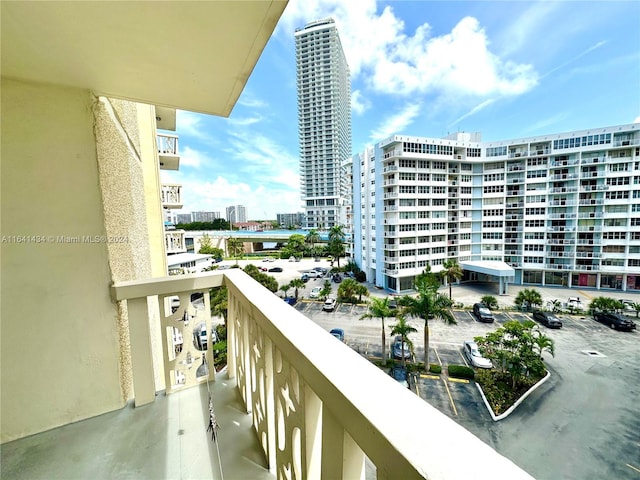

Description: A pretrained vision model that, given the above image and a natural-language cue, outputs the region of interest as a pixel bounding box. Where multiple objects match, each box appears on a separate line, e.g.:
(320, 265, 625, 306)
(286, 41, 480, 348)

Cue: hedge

(448, 364, 475, 380)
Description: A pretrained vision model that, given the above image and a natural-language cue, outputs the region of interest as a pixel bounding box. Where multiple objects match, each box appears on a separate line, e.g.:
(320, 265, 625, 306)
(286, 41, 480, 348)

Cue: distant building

(296, 18, 352, 230)
(175, 213, 193, 224)
(226, 205, 247, 224)
(277, 212, 305, 228)
(234, 221, 271, 231)
(192, 211, 220, 222)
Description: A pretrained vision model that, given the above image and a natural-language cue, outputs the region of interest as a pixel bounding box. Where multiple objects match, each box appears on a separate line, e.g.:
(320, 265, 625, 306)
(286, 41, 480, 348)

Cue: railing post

(127, 297, 156, 406)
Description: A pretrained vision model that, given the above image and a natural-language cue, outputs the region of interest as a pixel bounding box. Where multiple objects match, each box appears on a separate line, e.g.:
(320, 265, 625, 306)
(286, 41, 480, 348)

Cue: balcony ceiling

(1, 1, 287, 117)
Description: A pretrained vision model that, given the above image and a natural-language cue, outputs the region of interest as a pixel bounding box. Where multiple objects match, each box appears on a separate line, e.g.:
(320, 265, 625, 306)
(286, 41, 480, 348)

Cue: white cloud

(176, 111, 210, 141)
(179, 146, 214, 169)
(369, 103, 421, 140)
(351, 89, 371, 115)
(521, 113, 569, 135)
(634, 115, 640, 124)
(229, 115, 263, 126)
(449, 99, 496, 127)
(280, 1, 538, 100)
(237, 96, 268, 109)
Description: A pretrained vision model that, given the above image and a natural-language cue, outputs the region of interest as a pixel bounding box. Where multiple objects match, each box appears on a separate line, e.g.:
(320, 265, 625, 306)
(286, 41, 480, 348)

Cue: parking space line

(420, 374, 440, 379)
(442, 377, 458, 416)
(626, 464, 640, 474)
(448, 378, 469, 384)
(433, 346, 443, 366)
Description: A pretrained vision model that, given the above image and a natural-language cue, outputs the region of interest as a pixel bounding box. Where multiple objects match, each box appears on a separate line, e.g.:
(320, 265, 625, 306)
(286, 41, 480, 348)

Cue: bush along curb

(476, 370, 551, 421)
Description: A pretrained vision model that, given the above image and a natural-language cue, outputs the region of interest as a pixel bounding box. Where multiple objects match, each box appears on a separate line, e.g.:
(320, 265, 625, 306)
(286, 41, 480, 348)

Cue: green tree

(389, 315, 418, 367)
(227, 237, 244, 264)
(289, 278, 306, 300)
(398, 271, 455, 366)
(337, 278, 359, 303)
(319, 280, 333, 300)
(305, 229, 321, 257)
(279, 282, 291, 298)
(242, 264, 278, 292)
(631, 302, 640, 318)
(533, 330, 555, 361)
(514, 288, 543, 311)
(360, 297, 396, 361)
(475, 320, 551, 389)
(589, 296, 623, 313)
(328, 225, 346, 267)
(284, 234, 306, 259)
(441, 259, 463, 300)
(210, 287, 228, 325)
(354, 283, 369, 303)
(481, 295, 499, 310)
(548, 299, 562, 313)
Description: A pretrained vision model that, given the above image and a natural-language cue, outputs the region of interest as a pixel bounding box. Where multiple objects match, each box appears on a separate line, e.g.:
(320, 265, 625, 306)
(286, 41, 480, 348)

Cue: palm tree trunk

(423, 320, 429, 367)
(381, 317, 386, 362)
(448, 280, 452, 300)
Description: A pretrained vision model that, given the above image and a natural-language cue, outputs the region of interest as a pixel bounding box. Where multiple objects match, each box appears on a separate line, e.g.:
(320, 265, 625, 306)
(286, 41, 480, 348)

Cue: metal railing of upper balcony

(165, 230, 186, 254)
(112, 270, 533, 480)
(157, 133, 180, 170)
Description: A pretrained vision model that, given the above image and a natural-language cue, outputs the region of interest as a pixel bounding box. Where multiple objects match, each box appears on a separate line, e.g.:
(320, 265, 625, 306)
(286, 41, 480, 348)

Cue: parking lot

(301, 287, 640, 480)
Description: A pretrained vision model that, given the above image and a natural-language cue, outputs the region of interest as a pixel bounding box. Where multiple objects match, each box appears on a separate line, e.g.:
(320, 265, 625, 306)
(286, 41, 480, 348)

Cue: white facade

(295, 18, 352, 230)
(192, 211, 220, 222)
(226, 204, 247, 224)
(353, 123, 640, 293)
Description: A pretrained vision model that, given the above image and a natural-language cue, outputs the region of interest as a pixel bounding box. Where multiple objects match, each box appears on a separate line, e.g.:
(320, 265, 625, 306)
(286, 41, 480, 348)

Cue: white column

(127, 297, 156, 406)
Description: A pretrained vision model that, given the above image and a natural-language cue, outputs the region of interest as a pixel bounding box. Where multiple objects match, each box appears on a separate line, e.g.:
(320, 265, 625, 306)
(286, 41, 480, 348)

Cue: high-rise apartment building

(277, 212, 305, 228)
(295, 18, 352, 230)
(192, 211, 220, 222)
(226, 204, 247, 224)
(353, 123, 640, 293)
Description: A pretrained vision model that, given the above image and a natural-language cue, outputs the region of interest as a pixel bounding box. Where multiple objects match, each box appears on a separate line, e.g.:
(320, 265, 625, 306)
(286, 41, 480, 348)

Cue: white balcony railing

(112, 271, 534, 479)
(158, 133, 180, 170)
(165, 230, 186, 254)
(161, 183, 183, 209)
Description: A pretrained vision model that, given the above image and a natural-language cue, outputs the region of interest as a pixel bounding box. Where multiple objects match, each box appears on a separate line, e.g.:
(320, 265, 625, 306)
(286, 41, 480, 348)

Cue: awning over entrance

(460, 261, 515, 295)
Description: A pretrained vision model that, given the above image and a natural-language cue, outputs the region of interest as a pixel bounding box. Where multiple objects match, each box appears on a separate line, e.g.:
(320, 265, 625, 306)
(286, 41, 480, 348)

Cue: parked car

(619, 299, 635, 311)
(332, 273, 342, 283)
(301, 274, 310, 282)
(473, 303, 494, 323)
(268, 267, 283, 273)
(462, 340, 492, 369)
(309, 287, 322, 299)
(288, 256, 296, 262)
(306, 270, 322, 278)
(392, 335, 411, 359)
(322, 297, 337, 312)
(532, 309, 563, 328)
(593, 311, 637, 331)
(388, 296, 397, 309)
(283, 297, 296, 306)
(389, 366, 409, 388)
(329, 328, 345, 342)
(258, 266, 268, 271)
(313, 267, 327, 274)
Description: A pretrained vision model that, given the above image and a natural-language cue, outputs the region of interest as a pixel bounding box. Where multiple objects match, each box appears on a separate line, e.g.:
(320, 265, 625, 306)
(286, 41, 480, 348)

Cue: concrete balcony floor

(1, 369, 274, 480)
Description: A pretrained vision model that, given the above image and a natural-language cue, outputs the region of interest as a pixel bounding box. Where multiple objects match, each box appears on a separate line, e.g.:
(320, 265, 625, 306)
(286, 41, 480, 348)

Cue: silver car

(463, 340, 492, 369)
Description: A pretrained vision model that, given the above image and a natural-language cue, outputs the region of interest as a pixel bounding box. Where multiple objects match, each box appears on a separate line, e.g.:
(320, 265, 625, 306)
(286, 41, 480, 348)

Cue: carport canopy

(460, 261, 515, 295)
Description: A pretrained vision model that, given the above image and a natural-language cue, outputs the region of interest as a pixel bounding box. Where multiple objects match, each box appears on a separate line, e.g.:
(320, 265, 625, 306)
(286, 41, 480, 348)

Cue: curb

(476, 370, 551, 421)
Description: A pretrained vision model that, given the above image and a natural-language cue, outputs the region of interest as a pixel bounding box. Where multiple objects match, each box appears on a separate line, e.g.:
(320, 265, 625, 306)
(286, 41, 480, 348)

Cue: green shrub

(355, 271, 366, 282)
(429, 363, 442, 374)
(448, 364, 475, 380)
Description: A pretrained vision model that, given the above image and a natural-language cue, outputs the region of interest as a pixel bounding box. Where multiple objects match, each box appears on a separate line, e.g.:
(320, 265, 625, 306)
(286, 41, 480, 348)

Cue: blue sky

(163, 0, 640, 221)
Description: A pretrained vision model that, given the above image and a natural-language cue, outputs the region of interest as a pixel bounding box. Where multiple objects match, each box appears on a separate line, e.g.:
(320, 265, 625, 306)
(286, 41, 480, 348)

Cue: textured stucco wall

(0, 79, 126, 442)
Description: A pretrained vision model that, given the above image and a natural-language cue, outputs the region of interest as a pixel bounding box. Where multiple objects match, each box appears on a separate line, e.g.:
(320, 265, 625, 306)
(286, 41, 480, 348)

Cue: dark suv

(532, 309, 563, 329)
(593, 311, 637, 331)
(473, 303, 494, 323)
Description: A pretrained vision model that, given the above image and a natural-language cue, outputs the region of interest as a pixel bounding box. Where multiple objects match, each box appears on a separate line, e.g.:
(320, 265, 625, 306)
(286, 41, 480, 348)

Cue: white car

(309, 287, 322, 299)
(322, 297, 337, 312)
(463, 341, 492, 369)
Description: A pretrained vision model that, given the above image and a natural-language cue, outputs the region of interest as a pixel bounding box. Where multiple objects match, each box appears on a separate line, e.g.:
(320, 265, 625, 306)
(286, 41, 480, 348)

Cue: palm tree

(226, 237, 244, 264)
(279, 283, 291, 298)
(354, 283, 369, 303)
(441, 259, 463, 300)
(360, 297, 396, 361)
(305, 229, 320, 258)
(319, 280, 332, 300)
(632, 302, 640, 318)
(481, 295, 499, 310)
(389, 315, 418, 367)
(514, 288, 543, 311)
(328, 225, 346, 267)
(289, 278, 306, 300)
(337, 278, 359, 303)
(533, 330, 555, 360)
(399, 286, 455, 367)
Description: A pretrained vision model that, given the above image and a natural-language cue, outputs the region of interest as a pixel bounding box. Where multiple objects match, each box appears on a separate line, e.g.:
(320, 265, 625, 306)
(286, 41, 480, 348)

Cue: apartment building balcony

(165, 230, 187, 254)
(613, 138, 639, 147)
(550, 158, 579, 167)
(383, 205, 398, 212)
(577, 225, 602, 232)
(506, 201, 524, 208)
(545, 263, 573, 270)
(547, 226, 575, 232)
(508, 151, 528, 158)
(546, 250, 575, 258)
(549, 173, 578, 180)
(575, 251, 602, 258)
(506, 190, 524, 197)
(579, 199, 604, 206)
(507, 164, 525, 172)
(548, 239, 574, 245)
(575, 264, 598, 271)
(580, 156, 606, 165)
(161, 183, 183, 209)
(549, 186, 578, 194)
(580, 185, 609, 192)
(383, 165, 398, 173)
(508, 177, 525, 184)
(158, 133, 180, 170)
(548, 213, 576, 219)
(6, 270, 518, 480)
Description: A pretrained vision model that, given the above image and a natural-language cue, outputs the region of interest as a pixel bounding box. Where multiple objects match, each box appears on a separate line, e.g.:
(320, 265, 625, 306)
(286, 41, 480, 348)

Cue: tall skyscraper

(295, 18, 352, 230)
(226, 205, 247, 224)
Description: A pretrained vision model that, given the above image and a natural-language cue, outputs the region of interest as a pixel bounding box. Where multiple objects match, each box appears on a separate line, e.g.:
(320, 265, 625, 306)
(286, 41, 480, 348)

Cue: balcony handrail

(112, 270, 533, 479)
